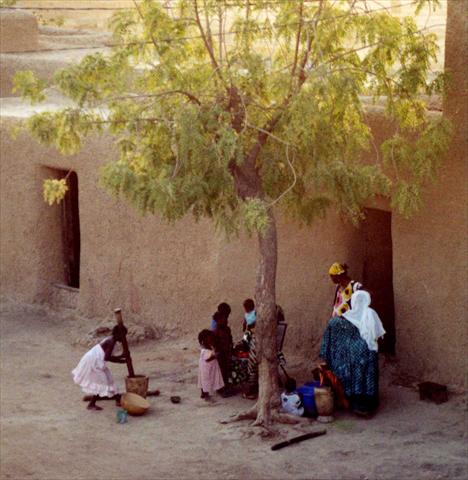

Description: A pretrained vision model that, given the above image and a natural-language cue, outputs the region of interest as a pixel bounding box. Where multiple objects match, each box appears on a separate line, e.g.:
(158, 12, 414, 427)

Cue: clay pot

(125, 375, 149, 398)
(314, 387, 334, 416)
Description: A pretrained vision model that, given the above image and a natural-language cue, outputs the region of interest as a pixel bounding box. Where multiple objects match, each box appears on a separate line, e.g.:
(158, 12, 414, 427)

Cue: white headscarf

(343, 290, 385, 352)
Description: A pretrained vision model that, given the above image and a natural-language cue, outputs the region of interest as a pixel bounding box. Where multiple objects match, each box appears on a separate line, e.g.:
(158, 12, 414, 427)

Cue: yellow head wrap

(328, 262, 345, 276)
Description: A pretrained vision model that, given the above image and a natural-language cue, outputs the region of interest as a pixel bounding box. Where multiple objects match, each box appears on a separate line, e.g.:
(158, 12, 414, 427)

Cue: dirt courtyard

(0, 299, 466, 480)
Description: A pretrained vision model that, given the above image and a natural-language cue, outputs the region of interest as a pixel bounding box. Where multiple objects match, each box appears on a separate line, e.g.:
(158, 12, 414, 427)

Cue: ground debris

(73, 322, 163, 347)
(390, 372, 420, 390)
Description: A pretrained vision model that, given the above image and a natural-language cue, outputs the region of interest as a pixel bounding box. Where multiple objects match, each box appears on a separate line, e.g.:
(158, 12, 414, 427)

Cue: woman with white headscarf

(320, 290, 385, 416)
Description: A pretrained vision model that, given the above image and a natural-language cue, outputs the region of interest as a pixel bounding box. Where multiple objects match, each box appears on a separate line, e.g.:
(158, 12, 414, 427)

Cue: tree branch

(227, 2, 324, 200)
(268, 145, 297, 208)
(193, 0, 224, 84)
(217, 2, 223, 66)
(298, 0, 323, 85)
(290, 0, 305, 82)
(242, 122, 299, 208)
(132, 0, 159, 52)
(202, 0, 214, 55)
(108, 90, 202, 105)
(86, 117, 168, 125)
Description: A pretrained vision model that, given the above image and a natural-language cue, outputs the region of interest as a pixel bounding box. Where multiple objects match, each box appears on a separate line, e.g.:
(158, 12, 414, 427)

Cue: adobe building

(0, 1, 466, 388)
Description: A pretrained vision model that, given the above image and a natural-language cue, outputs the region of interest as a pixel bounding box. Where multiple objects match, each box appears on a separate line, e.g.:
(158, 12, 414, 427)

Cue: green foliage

(13, 71, 47, 104)
(382, 117, 453, 217)
(43, 178, 68, 206)
(26, 109, 102, 155)
(0, 0, 17, 7)
(15, 0, 451, 232)
(53, 53, 130, 107)
(391, 182, 423, 218)
(241, 198, 270, 235)
(414, 0, 441, 15)
(36, 14, 65, 27)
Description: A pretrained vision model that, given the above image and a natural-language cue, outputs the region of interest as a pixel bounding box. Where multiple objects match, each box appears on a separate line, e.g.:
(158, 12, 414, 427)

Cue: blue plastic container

(297, 381, 321, 416)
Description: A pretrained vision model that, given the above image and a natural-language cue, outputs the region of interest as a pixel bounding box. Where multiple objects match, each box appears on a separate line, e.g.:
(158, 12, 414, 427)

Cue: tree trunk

(254, 208, 279, 427)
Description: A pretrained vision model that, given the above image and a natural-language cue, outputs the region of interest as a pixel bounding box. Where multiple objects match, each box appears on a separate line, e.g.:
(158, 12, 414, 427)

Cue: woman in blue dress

(320, 289, 385, 416)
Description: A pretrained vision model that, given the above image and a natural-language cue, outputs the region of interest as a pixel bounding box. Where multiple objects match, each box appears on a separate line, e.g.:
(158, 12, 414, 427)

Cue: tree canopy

(16, 0, 450, 227)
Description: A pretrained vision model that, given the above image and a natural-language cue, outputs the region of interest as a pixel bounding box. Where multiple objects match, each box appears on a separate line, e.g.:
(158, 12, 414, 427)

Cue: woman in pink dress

(197, 329, 224, 400)
(72, 325, 127, 410)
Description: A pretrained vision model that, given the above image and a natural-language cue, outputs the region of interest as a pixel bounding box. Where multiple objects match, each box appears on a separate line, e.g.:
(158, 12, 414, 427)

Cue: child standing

(280, 377, 304, 417)
(197, 329, 224, 400)
(72, 325, 127, 410)
(210, 302, 232, 331)
(213, 312, 233, 386)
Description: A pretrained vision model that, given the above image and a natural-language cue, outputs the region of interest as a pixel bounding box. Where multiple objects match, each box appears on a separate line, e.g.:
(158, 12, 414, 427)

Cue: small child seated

(280, 377, 304, 417)
(242, 298, 256, 332)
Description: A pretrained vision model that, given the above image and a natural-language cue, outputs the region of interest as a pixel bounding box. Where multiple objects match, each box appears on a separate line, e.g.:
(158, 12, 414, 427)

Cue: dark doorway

(362, 208, 395, 354)
(61, 171, 81, 288)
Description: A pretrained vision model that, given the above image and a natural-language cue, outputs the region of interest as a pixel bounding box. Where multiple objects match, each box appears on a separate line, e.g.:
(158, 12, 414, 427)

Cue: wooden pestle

(114, 308, 135, 378)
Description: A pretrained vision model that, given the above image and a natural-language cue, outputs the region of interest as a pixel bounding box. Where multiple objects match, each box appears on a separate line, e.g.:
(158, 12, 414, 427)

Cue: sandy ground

(0, 300, 466, 480)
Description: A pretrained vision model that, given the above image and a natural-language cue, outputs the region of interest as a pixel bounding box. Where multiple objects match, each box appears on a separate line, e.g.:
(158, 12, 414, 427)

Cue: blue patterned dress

(320, 316, 379, 413)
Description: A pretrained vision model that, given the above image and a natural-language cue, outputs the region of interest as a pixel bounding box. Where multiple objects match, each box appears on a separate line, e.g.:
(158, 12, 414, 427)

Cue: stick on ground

(271, 430, 327, 451)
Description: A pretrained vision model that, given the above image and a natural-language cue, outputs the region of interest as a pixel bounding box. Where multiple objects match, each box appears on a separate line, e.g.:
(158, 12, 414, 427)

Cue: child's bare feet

(87, 404, 103, 411)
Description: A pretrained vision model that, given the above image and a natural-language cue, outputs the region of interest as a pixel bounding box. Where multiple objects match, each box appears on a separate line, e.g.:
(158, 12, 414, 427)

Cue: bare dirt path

(0, 301, 466, 480)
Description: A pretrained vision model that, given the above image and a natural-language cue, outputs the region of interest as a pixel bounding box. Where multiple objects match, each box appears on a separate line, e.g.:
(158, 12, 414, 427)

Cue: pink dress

(197, 348, 225, 394)
(72, 343, 118, 397)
